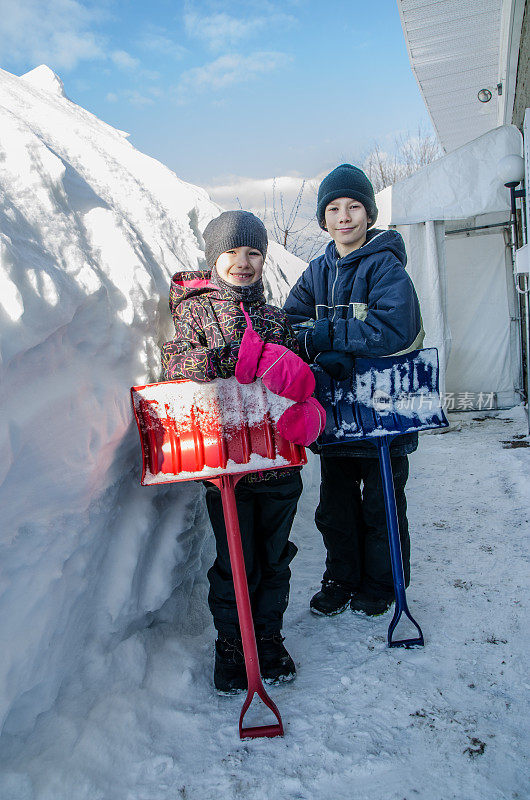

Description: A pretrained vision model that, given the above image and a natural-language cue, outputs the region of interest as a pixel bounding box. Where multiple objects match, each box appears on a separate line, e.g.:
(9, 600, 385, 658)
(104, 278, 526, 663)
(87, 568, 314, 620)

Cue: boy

(161, 211, 302, 692)
(284, 164, 424, 617)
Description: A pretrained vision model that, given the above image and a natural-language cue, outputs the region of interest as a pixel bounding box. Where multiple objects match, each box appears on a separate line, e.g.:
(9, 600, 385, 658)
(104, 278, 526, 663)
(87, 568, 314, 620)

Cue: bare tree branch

(363, 125, 442, 193)
(269, 179, 326, 260)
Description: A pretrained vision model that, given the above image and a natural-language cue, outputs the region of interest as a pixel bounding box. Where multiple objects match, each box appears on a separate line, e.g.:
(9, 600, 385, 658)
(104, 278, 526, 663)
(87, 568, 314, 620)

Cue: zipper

(330, 258, 340, 322)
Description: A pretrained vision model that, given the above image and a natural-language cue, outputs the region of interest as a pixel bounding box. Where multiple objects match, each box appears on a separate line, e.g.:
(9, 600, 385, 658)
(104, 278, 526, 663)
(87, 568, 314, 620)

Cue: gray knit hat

(316, 164, 378, 229)
(203, 210, 268, 268)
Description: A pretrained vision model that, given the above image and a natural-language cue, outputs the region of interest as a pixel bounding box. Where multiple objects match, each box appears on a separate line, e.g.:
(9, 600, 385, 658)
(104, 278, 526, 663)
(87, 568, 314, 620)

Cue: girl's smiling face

(215, 246, 264, 286)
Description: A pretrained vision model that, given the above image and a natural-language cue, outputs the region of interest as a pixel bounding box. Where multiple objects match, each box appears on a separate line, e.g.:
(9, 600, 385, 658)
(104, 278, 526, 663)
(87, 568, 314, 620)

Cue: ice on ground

(0, 64, 305, 739)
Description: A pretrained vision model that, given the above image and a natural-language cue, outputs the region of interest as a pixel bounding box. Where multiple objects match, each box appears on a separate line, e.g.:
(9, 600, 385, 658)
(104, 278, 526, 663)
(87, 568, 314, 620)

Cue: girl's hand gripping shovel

(210, 473, 283, 738)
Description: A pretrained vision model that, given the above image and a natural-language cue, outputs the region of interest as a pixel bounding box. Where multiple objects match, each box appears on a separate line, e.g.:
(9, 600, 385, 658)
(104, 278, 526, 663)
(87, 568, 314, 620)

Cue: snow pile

(0, 65, 305, 737)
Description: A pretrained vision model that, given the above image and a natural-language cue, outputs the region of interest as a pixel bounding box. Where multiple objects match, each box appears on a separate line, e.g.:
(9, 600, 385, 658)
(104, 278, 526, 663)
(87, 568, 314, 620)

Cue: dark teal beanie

(316, 164, 378, 229)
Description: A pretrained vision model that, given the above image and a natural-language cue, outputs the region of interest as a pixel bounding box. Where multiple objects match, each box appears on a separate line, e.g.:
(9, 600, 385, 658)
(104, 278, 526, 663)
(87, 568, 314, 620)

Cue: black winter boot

(214, 636, 247, 694)
(310, 579, 352, 616)
(350, 593, 393, 617)
(257, 633, 296, 684)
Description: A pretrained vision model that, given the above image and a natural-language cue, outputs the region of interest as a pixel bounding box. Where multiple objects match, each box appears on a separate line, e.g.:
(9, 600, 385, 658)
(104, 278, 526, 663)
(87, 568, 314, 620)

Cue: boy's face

(215, 246, 264, 286)
(323, 197, 371, 257)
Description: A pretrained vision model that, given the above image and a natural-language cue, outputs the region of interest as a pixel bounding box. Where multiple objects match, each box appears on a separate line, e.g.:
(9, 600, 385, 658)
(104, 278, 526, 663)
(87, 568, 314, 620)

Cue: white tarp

(386, 125, 523, 225)
(375, 125, 523, 406)
(444, 229, 520, 406)
(398, 221, 451, 390)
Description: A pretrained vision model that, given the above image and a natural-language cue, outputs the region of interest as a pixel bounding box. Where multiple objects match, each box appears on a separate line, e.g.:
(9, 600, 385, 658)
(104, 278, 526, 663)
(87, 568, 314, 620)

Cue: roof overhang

(397, 0, 526, 152)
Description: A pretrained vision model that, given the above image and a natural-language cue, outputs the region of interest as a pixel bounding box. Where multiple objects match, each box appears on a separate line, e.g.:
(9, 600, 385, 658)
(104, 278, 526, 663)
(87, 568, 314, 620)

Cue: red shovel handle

(210, 474, 284, 739)
(239, 681, 283, 739)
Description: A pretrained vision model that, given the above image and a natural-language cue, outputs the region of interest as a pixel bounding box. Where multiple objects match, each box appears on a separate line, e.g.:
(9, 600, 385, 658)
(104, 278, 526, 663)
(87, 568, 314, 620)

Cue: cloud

(176, 51, 290, 99)
(184, 12, 262, 50)
(110, 50, 140, 70)
(105, 86, 163, 106)
(138, 29, 188, 59)
(0, 0, 105, 71)
(124, 90, 155, 107)
(184, 8, 296, 51)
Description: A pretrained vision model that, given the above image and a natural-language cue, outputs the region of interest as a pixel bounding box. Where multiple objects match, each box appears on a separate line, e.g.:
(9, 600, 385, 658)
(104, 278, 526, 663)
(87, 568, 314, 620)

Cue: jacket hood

(168, 269, 217, 316)
(168, 269, 266, 317)
(324, 228, 407, 269)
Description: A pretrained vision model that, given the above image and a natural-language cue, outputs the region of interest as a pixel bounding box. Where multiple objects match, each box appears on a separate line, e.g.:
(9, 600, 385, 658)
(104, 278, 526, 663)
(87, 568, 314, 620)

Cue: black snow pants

(315, 455, 410, 600)
(206, 471, 303, 637)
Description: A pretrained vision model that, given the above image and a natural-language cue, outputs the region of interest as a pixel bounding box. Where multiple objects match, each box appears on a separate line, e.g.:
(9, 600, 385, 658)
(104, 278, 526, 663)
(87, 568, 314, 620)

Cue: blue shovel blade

(312, 367, 364, 445)
(354, 349, 449, 438)
(313, 349, 449, 446)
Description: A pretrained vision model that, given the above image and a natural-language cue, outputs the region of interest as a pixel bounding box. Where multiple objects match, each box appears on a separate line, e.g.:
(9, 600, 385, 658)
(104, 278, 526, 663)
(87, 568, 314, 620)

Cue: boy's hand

(311, 318, 332, 352)
(314, 351, 354, 381)
(296, 318, 332, 360)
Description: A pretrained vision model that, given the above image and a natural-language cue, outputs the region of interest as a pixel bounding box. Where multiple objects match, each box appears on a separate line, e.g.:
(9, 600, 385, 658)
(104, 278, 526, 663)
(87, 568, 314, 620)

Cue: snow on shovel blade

(130, 377, 307, 484)
(354, 348, 449, 437)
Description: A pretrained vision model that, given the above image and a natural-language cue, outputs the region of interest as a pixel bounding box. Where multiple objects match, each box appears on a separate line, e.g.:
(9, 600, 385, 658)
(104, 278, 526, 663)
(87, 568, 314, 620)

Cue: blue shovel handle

(376, 437, 424, 648)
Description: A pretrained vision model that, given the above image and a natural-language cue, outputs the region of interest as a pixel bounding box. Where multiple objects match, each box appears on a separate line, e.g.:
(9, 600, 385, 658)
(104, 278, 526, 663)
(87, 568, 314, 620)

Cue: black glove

(314, 351, 354, 382)
(295, 319, 333, 360)
(311, 318, 332, 352)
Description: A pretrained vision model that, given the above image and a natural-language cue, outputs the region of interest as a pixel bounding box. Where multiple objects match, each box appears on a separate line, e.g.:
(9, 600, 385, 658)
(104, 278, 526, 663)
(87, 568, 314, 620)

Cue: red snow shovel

(130, 377, 306, 739)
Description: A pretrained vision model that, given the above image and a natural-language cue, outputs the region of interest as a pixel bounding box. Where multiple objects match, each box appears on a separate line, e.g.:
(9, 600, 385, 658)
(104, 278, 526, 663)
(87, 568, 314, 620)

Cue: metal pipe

(506, 182, 530, 434)
(445, 221, 511, 235)
(524, 279, 530, 436)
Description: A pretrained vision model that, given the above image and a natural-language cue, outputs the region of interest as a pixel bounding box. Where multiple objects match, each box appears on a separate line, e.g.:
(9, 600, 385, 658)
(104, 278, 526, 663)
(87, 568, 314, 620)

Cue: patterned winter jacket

(161, 270, 301, 484)
(161, 270, 299, 382)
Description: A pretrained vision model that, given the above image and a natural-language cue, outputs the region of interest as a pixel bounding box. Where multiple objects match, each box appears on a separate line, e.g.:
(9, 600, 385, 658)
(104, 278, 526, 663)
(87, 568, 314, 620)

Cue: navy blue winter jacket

(284, 228, 423, 457)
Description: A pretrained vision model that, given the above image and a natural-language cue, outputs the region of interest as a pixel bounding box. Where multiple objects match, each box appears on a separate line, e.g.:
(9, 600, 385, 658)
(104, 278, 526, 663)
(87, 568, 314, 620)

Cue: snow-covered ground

(1, 408, 528, 800)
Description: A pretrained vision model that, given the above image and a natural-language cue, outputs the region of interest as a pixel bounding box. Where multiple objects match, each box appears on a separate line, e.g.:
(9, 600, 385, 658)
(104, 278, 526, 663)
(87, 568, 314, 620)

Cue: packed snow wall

(0, 65, 306, 736)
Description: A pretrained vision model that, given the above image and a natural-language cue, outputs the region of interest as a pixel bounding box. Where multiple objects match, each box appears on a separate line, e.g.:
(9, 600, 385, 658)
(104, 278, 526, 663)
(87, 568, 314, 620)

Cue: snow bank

(0, 65, 305, 736)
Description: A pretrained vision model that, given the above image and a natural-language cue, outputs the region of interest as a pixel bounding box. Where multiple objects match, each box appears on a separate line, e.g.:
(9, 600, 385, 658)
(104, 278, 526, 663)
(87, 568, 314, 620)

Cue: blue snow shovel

(313, 348, 448, 648)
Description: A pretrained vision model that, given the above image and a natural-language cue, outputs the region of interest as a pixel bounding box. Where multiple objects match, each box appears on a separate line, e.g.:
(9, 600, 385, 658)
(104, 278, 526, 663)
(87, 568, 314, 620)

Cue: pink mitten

(235, 325, 265, 383)
(256, 343, 316, 401)
(234, 305, 265, 384)
(277, 397, 326, 446)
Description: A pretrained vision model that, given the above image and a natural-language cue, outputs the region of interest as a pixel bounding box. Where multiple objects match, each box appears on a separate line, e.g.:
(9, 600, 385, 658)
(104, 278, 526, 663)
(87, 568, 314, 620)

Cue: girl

(161, 211, 303, 693)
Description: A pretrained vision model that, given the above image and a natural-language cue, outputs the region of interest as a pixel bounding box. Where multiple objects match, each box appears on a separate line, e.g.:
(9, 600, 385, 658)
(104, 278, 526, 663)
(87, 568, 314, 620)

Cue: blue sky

(0, 0, 431, 187)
